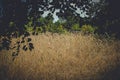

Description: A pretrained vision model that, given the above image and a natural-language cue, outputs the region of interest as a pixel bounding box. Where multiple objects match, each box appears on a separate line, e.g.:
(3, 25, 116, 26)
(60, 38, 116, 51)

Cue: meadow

(0, 32, 120, 80)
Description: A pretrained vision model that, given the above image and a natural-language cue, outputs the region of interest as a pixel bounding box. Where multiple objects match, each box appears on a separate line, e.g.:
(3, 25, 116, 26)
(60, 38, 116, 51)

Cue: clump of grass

(0, 32, 120, 80)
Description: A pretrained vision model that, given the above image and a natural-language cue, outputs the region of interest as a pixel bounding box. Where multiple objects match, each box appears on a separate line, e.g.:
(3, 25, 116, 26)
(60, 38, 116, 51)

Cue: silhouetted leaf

(21, 40, 25, 43)
(32, 32, 36, 35)
(17, 41, 20, 44)
(27, 38, 32, 42)
(22, 37, 25, 40)
(29, 43, 34, 51)
(12, 52, 18, 56)
(24, 32, 30, 37)
(36, 33, 38, 35)
(23, 45, 28, 51)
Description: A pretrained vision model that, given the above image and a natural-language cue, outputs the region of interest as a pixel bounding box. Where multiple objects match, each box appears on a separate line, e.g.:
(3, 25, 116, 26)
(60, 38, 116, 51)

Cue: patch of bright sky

(93, 0, 100, 2)
(42, 7, 87, 22)
(42, 8, 89, 23)
(53, 9, 60, 22)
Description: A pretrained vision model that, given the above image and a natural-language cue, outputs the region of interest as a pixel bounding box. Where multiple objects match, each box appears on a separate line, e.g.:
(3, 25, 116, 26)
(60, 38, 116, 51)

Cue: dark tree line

(91, 0, 120, 38)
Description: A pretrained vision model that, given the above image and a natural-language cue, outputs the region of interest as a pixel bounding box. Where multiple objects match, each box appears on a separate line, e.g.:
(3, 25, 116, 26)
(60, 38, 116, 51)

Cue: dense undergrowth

(24, 17, 97, 34)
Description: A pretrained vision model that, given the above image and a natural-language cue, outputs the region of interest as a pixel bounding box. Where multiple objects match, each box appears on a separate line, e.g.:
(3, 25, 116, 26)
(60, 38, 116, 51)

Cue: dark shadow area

(103, 65, 120, 80)
(0, 65, 9, 80)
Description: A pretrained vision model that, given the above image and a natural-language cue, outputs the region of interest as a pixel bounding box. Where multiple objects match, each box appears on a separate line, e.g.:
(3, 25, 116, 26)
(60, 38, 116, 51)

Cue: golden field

(0, 32, 120, 80)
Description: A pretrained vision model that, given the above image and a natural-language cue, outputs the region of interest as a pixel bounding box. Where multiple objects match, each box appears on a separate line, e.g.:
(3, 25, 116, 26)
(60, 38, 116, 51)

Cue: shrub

(36, 27, 43, 33)
(71, 23, 80, 31)
(25, 20, 34, 32)
(81, 24, 96, 34)
(56, 25, 67, 33)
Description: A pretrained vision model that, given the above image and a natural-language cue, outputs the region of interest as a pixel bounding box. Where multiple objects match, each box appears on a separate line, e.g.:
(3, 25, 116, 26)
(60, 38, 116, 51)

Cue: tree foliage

(90, 0, 120, 38)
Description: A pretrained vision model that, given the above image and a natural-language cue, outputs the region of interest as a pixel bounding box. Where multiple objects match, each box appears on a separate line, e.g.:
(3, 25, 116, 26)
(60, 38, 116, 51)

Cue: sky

(93, 0, 100, 2)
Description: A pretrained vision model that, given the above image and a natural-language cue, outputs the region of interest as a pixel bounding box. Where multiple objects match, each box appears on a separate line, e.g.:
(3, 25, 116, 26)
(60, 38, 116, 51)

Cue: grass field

(0, 32, 120, 80)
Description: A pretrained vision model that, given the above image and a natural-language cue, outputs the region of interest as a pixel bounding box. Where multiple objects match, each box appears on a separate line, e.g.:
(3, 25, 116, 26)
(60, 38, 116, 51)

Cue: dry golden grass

(0, 32, 120, 80)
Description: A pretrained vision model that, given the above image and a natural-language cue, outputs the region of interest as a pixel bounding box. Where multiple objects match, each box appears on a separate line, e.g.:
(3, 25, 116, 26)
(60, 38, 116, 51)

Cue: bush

(25, 20, 34, 32)
(36, 27, 43, 33)
(71, 23, 80, 31)
(81, 25, 96, 34)
(56, 25, 67, 33)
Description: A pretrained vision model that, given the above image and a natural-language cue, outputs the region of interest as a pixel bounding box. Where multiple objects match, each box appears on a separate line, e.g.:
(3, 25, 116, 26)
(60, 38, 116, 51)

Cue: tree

(106, 0, 120, 38)
(1, 0, 28, 36)
(89, 0, 120, 38)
